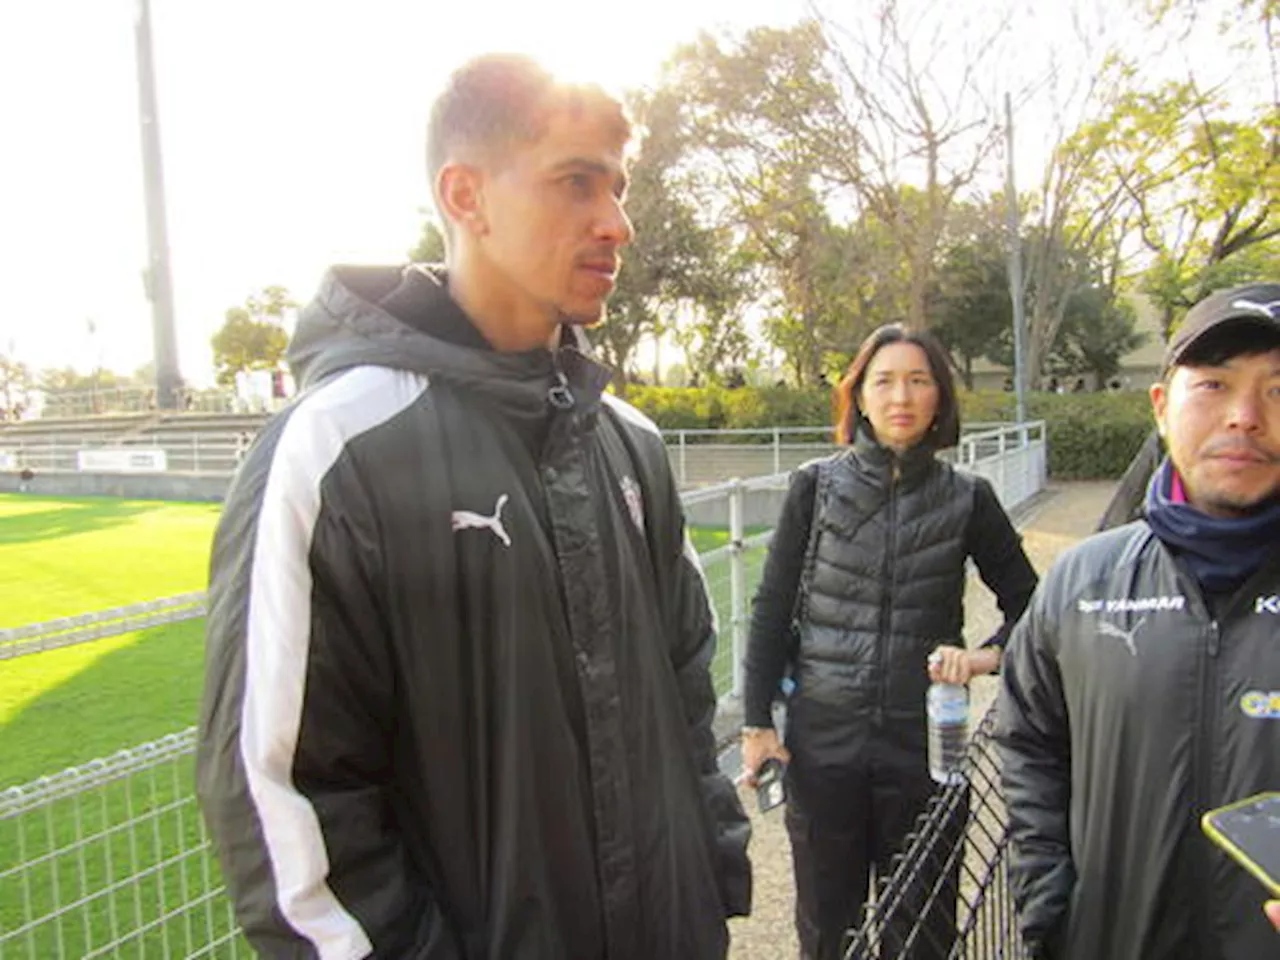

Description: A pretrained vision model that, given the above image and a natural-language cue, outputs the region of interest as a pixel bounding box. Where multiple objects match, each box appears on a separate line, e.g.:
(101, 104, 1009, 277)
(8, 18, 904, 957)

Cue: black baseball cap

(1166, 282, 1280, 369)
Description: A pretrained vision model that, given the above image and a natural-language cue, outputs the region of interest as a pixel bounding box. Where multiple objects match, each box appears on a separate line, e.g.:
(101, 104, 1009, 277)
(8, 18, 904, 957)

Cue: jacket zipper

(1193, 615, 1220, 960)
(876, 463, 900, 721)
(547, 354, 576, 411)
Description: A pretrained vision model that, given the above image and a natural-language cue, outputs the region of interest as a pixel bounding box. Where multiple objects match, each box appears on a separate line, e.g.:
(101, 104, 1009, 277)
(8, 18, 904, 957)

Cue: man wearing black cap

(998, 282, 1280, 960)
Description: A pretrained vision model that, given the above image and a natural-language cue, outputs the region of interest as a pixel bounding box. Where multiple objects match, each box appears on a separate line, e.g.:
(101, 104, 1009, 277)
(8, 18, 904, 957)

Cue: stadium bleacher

(0, 411, 269, 475)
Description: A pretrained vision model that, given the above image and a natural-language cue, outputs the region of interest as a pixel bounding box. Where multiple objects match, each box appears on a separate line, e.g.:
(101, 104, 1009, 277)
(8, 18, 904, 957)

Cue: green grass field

(0, 496, 219, 788)
(0, 494, 767, 789)
(0, 496, 221, 629)
(0, 496, 227, 955)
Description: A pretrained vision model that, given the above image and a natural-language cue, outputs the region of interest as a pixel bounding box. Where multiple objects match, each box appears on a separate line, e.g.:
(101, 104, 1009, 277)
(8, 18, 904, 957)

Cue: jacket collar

(850, 424, 939, 488)
(287, 264, 613, 415)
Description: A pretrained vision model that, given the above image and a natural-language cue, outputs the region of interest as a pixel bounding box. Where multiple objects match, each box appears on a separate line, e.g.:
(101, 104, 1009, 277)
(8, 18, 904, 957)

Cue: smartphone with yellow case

(1202, 792, 1280, 898)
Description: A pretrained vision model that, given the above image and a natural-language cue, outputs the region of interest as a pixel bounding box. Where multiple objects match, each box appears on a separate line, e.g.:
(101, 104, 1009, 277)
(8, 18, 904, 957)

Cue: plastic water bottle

(926, 657, 969, 785)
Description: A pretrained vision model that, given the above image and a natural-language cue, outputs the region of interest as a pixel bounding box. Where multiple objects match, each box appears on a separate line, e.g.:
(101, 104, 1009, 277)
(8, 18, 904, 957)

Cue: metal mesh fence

(1, 443, 1044, 957)
(0, 479, 779, 958)
(844, 703, 1028, 960)
(0, 595, 206, 660)
(700, 534, 771, 699)
(0, 730, 247, 958)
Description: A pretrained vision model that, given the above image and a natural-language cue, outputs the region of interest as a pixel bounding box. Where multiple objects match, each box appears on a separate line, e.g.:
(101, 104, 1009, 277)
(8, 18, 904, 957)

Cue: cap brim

(1167, 314, 1280, 369)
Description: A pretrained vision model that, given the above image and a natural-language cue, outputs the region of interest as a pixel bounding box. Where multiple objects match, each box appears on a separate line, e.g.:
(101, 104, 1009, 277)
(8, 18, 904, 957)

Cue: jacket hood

(287, 264, 612, 413)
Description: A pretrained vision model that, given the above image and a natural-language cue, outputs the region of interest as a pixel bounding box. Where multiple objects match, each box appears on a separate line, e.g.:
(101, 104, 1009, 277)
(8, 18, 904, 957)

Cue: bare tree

(805, 0, 1017, 328)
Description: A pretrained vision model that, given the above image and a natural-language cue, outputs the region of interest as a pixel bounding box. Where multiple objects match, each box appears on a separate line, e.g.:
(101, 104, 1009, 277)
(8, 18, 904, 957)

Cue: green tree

(36, 366, 126, 416)
(210, 286, 294, 387)
(596, 88, 748, 387)
(408, 217, 447, 262)
(660, 24, 885, 382)
(1097, 81, 1280, 336)
(0, 351, 33, 418)
(930, 215, 1014, 390)
(1085, 0, 1278, 338)
(1050, 287, 1146, 390)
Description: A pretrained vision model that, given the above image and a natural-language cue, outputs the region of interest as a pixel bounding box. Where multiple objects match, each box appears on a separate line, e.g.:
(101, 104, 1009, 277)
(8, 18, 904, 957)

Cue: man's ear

(1150, 379, 1169, 439)
(435, 163, 489, 239)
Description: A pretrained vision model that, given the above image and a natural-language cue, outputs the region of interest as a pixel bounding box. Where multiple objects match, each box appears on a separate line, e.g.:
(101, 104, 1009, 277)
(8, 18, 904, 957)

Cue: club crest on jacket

(620, 475, 645, 533)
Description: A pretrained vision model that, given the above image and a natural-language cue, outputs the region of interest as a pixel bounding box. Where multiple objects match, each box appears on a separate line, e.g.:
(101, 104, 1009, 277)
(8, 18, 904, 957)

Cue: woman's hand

(741, 727, 791, 787)
(928, 644, 1002, 684)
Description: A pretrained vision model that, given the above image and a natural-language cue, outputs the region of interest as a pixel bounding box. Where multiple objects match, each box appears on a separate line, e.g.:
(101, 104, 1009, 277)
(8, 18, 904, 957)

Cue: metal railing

(1, 424, 1048, 957)
(953, 422, 1047, 513)
(20, 387, 239, 419)
(3, 422, 1046, 490)
(0, 594, 206, 661)
(0, 434, 249, 476)
(686, 473, 792, 698)
(845, 703, 1029, 960)
(0, 731, 244, 958)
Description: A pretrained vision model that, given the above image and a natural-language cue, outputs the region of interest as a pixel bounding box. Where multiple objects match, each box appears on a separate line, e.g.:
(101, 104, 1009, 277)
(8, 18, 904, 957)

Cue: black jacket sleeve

(742, 465, 818, 727)
(966, 478, 1039, 650)
(196, 432, 460, 959)
(996, 577, 1074, 953)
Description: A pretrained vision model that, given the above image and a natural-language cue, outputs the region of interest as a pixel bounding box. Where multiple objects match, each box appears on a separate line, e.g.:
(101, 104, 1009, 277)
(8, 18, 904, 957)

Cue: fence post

(729, 479, 746, 699)
(773, 428, 781, 475)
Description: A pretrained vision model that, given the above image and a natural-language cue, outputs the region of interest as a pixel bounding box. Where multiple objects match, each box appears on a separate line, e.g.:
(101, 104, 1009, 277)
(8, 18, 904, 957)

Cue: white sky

(0, 0, 808, 385)
(0, 0, 1266, 386)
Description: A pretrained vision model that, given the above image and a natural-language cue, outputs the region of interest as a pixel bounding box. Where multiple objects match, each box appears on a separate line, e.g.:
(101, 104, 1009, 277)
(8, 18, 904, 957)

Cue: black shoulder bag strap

(788, 458, 832, 662)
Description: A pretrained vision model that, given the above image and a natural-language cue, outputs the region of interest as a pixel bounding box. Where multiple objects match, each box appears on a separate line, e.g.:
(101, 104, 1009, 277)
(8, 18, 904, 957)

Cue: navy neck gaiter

(1144, 457, 1280, 595)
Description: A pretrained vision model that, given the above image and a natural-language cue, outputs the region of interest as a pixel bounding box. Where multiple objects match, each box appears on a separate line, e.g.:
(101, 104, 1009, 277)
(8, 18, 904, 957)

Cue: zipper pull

(1208, 620, 1220, 657)
(547, 357, 575, 411)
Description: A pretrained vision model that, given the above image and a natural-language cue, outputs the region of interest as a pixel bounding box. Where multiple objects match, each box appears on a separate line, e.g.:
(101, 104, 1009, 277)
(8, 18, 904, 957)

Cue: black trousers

(785, 761, 960, 960)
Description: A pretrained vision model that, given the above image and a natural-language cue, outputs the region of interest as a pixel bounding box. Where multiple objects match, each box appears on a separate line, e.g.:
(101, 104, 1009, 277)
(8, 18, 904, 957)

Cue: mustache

(1202, 439, 1280, 463)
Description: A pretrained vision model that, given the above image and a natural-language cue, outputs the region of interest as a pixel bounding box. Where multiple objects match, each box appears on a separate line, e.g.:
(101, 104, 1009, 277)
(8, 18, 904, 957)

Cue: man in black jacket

(998, 282, 1280, 959)
(197, 54, 750, 959)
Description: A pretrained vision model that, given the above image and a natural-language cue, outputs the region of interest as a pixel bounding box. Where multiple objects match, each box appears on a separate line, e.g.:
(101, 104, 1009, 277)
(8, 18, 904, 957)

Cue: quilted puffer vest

(794, 434, 975, 729)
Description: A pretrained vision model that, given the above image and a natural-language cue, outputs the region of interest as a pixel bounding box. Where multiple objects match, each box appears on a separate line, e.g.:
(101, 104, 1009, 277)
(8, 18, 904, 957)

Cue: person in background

(742, 324, 1038, 959)
(197, 53, 750, 959)
(999, 282, 1280, 960)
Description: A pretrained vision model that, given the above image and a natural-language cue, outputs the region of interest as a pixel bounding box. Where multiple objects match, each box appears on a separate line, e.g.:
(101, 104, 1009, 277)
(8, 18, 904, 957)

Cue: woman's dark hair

(833, 324, 960, 448)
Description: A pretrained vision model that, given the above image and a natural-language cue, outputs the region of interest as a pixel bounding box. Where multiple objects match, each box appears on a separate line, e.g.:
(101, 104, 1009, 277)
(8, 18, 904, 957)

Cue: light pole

(1004, 92, 1028, 426)
(135, 0, 182, 409)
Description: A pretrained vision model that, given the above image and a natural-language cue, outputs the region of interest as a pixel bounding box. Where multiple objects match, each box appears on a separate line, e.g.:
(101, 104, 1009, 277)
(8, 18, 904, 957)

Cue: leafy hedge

(622, 385, 1153, 480)
(957, 391, 1153, 481)
(624, 386, 832, 432)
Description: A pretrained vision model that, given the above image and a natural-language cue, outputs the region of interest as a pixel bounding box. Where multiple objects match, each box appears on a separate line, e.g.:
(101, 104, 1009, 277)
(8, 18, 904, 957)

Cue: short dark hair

(834, 324, 961, 448)
(425, 54, 631, 199)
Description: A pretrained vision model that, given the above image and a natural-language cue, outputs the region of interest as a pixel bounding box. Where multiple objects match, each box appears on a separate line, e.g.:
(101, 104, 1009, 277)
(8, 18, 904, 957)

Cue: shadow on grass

(0, 617, 245, 957)
(0, 498, 155, 546)
(1, 619, 207, 789)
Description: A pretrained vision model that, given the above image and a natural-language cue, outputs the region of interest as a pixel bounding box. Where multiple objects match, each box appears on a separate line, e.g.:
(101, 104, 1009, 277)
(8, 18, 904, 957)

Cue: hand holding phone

(756, 757, 786, 813)
(1202, 792, 1280, 898)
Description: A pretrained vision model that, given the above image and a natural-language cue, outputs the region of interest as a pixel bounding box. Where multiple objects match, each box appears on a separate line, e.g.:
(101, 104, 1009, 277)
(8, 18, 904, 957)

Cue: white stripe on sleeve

(241, 366, 428, 960)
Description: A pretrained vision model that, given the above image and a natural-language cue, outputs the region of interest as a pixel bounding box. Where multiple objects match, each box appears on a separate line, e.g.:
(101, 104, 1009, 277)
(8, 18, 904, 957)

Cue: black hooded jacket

(196, 265, 751, 959)
(999, 520, 1280, 960)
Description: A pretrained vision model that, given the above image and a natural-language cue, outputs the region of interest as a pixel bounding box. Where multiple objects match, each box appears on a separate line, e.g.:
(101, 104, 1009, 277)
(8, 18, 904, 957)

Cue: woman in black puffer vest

(741, 325, 1038, 960)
